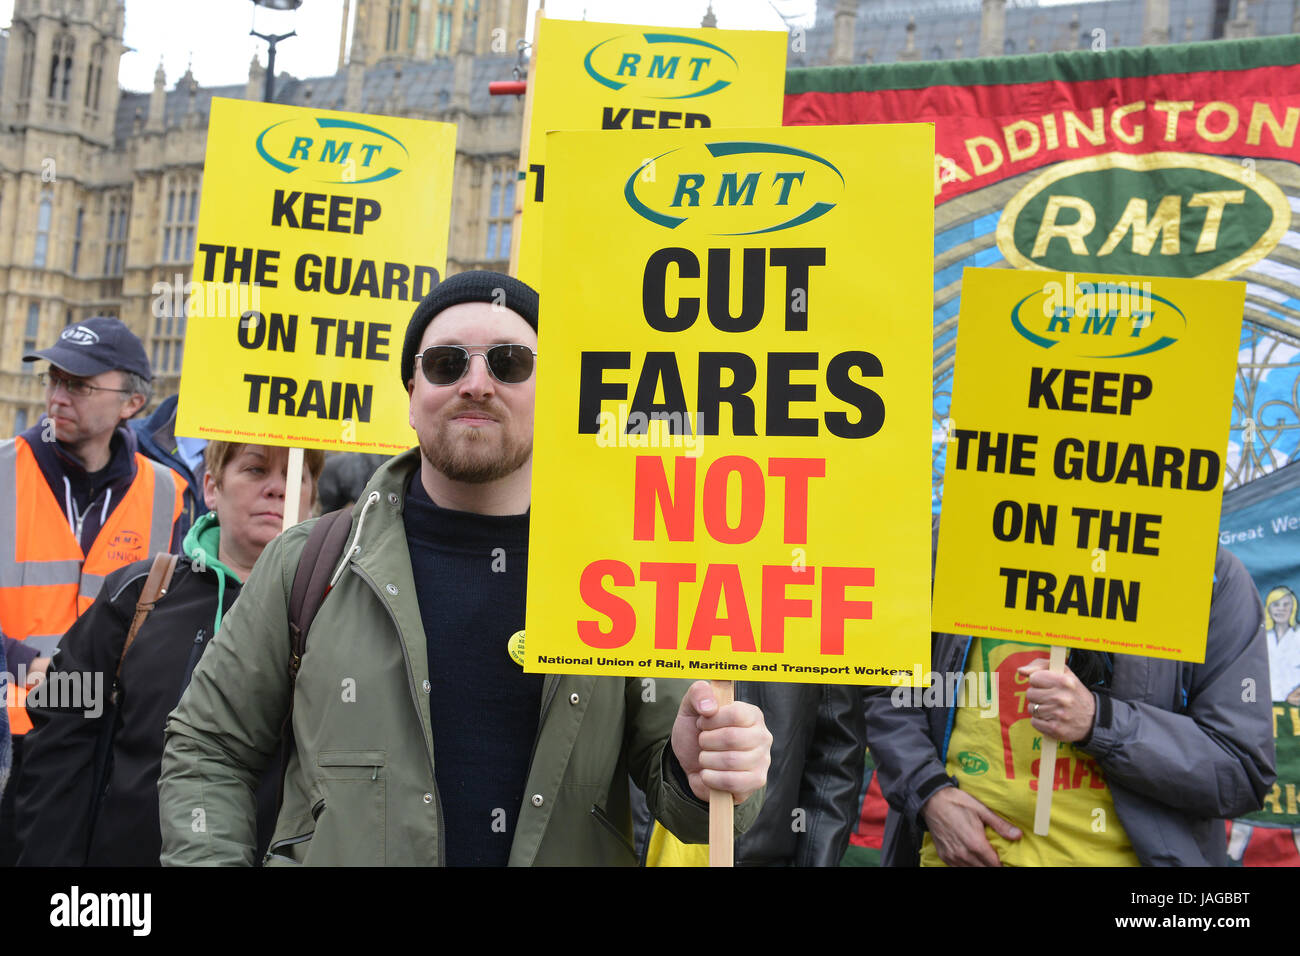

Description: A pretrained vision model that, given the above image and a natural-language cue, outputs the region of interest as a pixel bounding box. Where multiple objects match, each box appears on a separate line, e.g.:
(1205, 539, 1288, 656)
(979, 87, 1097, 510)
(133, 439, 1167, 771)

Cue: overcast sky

(0, 0, 814, 93)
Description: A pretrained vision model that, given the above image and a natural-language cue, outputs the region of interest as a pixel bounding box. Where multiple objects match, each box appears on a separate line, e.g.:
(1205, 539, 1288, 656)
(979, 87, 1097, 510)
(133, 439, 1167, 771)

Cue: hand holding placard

(1021, 650, 1098, 743)
(670, 678, 772, 866)
(670, 679, 770, 802)
(1029, 644, 1068, 834)
(932, 268, 1244, 850)
(1020, 645, 1100, 833)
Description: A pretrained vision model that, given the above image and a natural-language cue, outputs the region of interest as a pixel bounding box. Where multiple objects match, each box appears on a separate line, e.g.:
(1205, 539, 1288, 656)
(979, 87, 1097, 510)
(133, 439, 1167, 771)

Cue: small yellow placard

(932, 267, 1245, 662)
(525, 123, 935, 686)
(515, 17, 787, 287)
(176, 98, 457, 452)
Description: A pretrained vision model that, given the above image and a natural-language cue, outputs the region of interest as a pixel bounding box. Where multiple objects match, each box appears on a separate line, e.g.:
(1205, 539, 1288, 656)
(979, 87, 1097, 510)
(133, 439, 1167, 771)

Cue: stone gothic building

(792, 0, 1293, 66)
(0, 0, 528, 433)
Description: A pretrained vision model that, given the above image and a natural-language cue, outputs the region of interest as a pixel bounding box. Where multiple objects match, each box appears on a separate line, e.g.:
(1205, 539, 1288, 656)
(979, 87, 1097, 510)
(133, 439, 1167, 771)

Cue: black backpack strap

(277, 506, 355, 817)
(288, 506, 355, 679)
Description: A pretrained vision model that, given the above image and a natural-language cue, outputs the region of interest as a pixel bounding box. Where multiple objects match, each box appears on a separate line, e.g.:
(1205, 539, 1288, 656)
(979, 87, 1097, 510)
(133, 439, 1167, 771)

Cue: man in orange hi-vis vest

(0, 316, 186, 865)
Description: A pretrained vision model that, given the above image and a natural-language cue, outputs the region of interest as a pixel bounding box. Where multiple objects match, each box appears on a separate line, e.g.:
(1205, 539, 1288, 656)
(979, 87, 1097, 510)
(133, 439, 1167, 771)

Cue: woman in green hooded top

(14, 442, 325, 866)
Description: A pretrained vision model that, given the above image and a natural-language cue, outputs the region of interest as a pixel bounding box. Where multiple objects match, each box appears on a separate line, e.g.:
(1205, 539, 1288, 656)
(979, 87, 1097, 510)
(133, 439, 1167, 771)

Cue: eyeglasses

(38, 371, 132, 398)
(417, 345, 537, 386)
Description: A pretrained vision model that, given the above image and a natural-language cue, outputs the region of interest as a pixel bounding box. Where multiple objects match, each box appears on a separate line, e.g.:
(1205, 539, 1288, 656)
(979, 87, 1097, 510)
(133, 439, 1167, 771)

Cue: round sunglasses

(416, 344, 537, 385)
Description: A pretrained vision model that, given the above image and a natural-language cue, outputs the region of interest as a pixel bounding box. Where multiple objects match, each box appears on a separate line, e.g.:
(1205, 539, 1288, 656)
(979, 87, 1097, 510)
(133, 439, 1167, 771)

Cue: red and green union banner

(786, 35, 1300, 498)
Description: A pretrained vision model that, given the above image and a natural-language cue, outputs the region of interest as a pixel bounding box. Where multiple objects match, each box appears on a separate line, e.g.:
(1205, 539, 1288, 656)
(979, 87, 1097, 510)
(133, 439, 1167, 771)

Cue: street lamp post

(250, 0, 303, 103)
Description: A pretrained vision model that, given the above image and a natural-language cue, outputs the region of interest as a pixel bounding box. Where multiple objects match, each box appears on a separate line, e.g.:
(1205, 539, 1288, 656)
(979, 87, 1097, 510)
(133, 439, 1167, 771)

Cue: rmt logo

(61, 325, 100, 346)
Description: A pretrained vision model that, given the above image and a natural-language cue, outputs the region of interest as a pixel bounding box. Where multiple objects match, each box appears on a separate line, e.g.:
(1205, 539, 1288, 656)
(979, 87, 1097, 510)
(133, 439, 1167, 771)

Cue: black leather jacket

(16, 544, 280, 865)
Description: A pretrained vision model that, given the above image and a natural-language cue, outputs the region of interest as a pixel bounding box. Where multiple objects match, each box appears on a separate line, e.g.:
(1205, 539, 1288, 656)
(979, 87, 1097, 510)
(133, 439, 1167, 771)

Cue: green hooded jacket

(159, 449, 760, 865)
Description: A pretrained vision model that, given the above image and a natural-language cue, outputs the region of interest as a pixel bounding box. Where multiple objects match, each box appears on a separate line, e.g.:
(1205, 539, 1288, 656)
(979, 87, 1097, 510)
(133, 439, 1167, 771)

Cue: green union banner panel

(1220, 461, 1300, 865)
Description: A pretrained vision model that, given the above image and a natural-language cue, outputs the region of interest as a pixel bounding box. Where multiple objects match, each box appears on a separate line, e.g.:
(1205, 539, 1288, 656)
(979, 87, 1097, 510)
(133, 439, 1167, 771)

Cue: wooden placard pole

(708, 678, 734, 868)
(508, 4, 545, 277)
(1031, 644, 1068, 836)
(282, 446, 304, 533)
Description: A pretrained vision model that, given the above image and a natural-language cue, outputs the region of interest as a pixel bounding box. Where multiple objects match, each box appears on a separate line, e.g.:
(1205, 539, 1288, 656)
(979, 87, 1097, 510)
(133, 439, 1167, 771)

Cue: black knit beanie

(400, 270, 540, 385)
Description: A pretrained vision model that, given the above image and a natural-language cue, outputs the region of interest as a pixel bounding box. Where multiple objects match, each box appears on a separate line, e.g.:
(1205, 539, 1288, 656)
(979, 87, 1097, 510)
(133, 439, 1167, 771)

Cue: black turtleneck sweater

(402, 472, 540, 867)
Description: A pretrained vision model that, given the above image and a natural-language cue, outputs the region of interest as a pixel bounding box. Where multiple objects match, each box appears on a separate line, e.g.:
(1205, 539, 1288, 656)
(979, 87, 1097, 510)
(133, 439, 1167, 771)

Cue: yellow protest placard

(176, 98, 456, 452)
(932, 267, 1245, 662)
(525, 124, 935, 686)
(515, 18, 787, 287)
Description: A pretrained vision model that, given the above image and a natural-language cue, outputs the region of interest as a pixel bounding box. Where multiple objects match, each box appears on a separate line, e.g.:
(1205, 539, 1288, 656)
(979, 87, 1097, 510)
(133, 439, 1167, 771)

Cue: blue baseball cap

(23, 316, 152, 381)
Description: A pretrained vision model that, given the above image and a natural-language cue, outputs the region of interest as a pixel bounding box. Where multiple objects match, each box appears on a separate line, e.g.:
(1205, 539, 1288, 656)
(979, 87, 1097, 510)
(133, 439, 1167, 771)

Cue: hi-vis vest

(0, 436, 185, 734)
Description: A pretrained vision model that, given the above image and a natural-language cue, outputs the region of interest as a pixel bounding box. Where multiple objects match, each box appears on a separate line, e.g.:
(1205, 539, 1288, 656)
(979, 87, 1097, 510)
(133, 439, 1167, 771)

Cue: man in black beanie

(399, 270, 540, 511)
(160, 270, 771, 866)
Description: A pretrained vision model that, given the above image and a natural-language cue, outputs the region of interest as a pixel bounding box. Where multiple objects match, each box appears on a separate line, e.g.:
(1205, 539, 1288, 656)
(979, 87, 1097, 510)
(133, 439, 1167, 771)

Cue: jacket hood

(132, 396, 190, 475)
(22, 420, 139, 495)
(183, 510, 243, 634)
(21, 422, 142, 553)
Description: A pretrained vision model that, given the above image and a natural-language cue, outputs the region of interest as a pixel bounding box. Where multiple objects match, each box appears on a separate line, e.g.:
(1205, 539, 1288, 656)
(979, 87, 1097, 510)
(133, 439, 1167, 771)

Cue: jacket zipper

(938, 636, 972, 764)
(589, 804, 638, 862)
(176, 629, 207, 706)
(350, 563, 445, 867)
(264, 828, 314, 864)
(262, 799, 326, 865)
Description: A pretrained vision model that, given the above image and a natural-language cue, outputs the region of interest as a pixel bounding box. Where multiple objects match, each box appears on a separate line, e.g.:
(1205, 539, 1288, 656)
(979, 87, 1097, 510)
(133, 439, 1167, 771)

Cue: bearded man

(157, 271, 771, 866)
